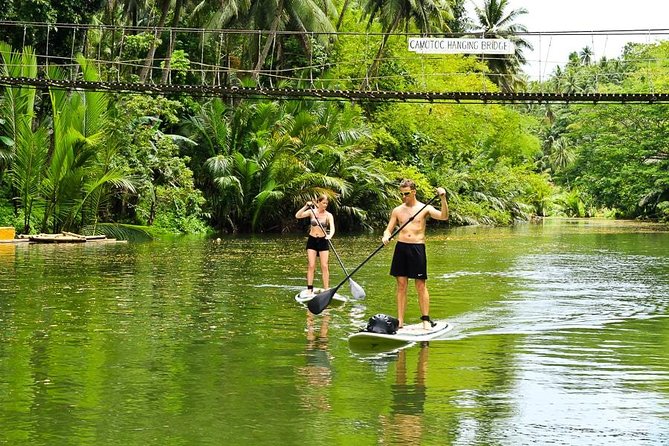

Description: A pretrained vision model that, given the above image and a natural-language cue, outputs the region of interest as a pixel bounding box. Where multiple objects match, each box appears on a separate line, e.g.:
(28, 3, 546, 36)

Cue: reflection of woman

(296, 312, 332, 411)
(295, 195, 335, 294)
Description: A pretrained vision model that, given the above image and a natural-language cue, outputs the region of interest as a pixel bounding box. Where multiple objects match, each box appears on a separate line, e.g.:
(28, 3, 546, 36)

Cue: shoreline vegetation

(2, 1, 669, 239)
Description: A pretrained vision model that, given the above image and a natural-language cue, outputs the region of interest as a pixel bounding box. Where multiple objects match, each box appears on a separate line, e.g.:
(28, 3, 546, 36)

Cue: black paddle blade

(307, 288, 336, 314)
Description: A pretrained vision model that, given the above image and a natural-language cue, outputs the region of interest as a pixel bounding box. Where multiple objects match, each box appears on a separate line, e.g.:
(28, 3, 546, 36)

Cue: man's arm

(382, 208, 399, 245)
(428, 188, 449, 221)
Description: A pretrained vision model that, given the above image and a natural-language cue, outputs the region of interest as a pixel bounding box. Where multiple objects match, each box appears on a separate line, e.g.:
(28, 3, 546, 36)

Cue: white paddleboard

(294, 288, 347, 305)
(348, 321, 453, 350)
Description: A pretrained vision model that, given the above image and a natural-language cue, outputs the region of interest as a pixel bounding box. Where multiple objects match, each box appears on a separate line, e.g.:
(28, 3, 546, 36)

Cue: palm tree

(185, 0, 336, 84)
(115, 0, 151, 28)
(579, 46, 593, 66)
(189, 0, 250, 30)
(191, 97, 394, 232)
(41, 57, 135, 233)
(447, 0, 472, 33)
(139, 0, 173, 82)
(247, 0, 337, 82)
(281, 99, 394, 229)
(1, 44, 134, 233)
(549, 137, 575, 173)
(471, 0, 532, 92)
(0, 44, 49, 233)
(160, 0, 185, 84)
(336, 0, 353, 30)
(361, 0, 452, 89)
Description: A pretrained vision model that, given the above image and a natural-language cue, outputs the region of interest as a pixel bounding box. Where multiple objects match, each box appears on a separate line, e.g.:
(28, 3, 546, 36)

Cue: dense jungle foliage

(1, 0, 669, 236)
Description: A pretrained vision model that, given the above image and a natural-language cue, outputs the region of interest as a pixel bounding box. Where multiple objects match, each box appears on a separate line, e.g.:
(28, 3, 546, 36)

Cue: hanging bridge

(2, 21, 669, 104)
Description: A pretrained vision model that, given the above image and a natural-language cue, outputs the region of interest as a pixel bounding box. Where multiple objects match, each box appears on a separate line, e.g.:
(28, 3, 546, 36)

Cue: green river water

(0, 219, 668, 445)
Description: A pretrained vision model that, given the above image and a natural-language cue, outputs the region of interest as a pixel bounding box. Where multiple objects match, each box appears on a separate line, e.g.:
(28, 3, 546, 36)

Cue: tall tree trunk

(160, 0, 183, 84)
(252, 0, 284, 82)
(336, 0, 351, 31)
(362, 34, 388, 90)
(139, 0, 171, 83)
(361, 14, 402, 89)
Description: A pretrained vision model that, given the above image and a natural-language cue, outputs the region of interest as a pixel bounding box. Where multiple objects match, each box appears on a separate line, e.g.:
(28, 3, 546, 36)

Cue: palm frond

(81, 223, 163, 241)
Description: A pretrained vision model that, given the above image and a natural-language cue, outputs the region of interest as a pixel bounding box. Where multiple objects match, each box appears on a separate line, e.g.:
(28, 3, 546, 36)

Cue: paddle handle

(331, 194, 440, 291)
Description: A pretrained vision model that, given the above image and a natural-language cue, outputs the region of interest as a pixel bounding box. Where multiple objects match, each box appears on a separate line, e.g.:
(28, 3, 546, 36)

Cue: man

(382, 179, 448, 329)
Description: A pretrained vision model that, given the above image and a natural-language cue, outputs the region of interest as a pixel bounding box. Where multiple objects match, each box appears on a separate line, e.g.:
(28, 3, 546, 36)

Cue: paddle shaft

(308, 205, 350, 276)
(328, 194, 440, 294)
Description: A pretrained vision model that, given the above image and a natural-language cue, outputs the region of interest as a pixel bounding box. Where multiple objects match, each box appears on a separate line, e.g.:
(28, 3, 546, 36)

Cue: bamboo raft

(26, 232, 116, 244)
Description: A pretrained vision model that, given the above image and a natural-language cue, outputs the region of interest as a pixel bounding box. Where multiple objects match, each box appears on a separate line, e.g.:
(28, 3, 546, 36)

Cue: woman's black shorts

(306, 235, 329, 253)
(390, 241, 427, 279)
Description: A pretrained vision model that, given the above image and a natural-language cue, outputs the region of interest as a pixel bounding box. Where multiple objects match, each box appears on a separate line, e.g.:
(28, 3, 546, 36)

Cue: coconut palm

(361, 0, 452, 89)
(138, 0, 173, 82)
(579, 46, 594, 66)
(108, 0, 152, 27)
(190, 0, 251, 30)
(549, 137, 575, 173)
(472, 0, 532, 92)
(246, 0, 337, 82)
(160, 0, 185, 83)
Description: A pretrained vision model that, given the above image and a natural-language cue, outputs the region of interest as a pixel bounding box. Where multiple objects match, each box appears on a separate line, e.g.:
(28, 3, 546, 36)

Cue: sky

(466, 0, 669, 80)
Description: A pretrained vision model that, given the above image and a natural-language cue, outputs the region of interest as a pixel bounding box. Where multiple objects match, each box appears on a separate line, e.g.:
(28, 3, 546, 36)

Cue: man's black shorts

(390, 241, 427, 279)
(306, 235, 329, 253)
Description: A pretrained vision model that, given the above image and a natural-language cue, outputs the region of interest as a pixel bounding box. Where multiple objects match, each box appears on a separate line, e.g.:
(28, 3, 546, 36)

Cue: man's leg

(396, 276, 408, 327)
(415, 279, 432, 329)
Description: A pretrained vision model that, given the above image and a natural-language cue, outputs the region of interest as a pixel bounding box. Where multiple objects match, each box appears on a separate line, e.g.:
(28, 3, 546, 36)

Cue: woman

(295, 195, 335, 294)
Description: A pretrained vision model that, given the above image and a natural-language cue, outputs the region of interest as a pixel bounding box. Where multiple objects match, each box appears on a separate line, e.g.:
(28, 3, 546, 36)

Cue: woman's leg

(307, 249, 318, 291)
(319, 250, 330, 289)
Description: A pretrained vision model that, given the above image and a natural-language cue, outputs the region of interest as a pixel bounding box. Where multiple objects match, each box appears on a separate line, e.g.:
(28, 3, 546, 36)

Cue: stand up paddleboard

(348, 321, 453, 351)
(295, 289, 347, 305)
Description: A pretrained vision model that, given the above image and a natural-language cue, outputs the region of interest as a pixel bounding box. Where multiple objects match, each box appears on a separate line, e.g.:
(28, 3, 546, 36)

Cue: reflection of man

(381, 343, 429, 443)
(297, 311, 332, 411)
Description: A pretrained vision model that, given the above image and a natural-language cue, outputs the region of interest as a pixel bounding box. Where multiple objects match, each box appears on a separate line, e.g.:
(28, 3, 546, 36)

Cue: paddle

(308, 194, 440, 315)
(309, 206, 366, 299)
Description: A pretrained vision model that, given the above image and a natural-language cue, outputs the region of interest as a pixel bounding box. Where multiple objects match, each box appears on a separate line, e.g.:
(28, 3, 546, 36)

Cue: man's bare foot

(421, 315, 437, 329)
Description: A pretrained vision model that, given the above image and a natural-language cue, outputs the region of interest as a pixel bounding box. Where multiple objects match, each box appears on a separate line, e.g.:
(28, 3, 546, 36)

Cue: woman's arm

(326, 213, 335, 239)
(295, 201, 314, 219)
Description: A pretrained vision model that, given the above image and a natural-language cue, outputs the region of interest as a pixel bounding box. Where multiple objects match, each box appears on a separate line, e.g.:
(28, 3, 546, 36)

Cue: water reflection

(1, 225, 669, 445)
(297, 311, 332, 412)
(379, 344, 429, 445)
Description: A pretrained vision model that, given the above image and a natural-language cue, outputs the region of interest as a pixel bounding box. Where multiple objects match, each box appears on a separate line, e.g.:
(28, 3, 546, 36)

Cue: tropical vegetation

(1, 0, 669, 238)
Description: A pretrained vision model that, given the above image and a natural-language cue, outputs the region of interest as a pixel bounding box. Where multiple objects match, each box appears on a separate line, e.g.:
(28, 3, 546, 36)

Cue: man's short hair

(399, 179, 416, 190)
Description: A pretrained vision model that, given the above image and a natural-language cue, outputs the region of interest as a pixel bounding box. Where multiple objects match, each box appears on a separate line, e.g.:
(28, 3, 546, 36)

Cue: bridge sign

(408, 38, 515, 55)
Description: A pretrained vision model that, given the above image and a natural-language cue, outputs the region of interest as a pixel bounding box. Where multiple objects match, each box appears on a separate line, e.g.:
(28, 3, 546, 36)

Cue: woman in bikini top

(295, 195, 336, 293)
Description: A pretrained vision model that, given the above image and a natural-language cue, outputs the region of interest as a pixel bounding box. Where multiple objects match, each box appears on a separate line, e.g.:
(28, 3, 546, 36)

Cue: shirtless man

(382, 179, 448, 329)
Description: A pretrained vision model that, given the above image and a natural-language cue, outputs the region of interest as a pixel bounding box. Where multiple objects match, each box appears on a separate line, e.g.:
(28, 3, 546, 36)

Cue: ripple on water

(443, 252, 669, 336)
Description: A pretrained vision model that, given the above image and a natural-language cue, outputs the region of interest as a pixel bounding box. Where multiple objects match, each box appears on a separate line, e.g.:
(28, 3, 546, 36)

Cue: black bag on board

(366, 314, 400, 335)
